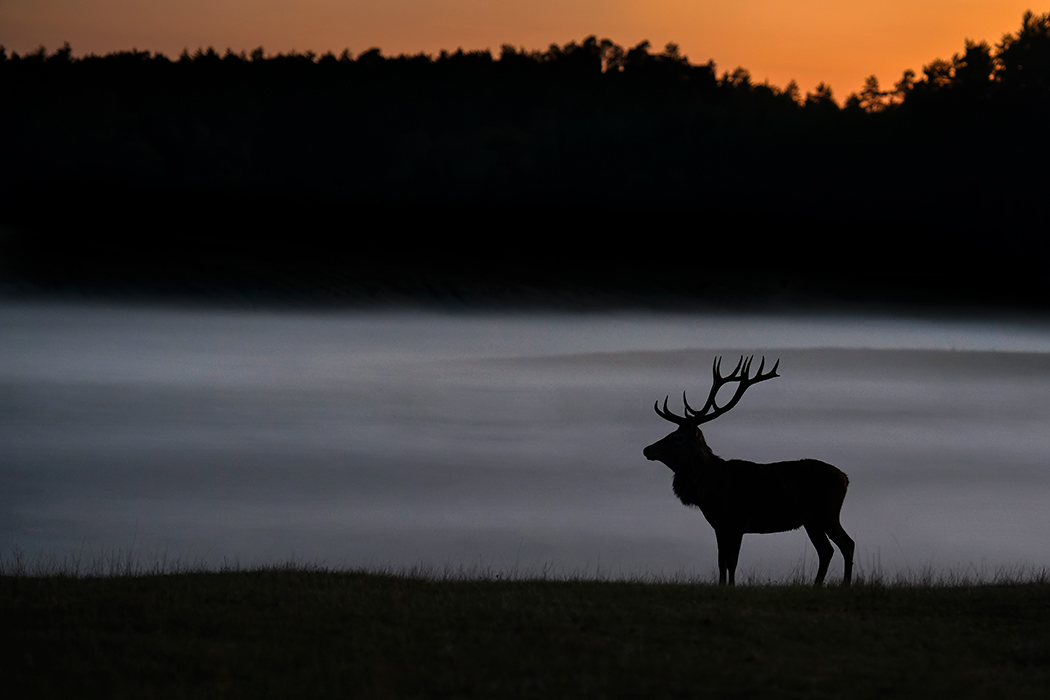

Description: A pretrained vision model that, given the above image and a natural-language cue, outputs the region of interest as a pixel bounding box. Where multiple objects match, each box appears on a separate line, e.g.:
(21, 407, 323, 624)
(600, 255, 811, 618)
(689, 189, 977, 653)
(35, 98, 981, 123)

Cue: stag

(643, 356, 854, 586)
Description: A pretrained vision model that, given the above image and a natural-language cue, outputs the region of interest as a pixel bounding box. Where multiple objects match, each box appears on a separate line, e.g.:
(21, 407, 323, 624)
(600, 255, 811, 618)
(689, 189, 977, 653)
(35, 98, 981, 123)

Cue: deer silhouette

(643, 356, 854, 586)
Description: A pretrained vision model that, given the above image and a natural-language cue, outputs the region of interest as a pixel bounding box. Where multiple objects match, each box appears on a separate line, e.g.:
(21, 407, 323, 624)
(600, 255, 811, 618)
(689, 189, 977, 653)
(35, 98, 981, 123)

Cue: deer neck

(695, 435, 718, 464)
(671, 442, 725, 507)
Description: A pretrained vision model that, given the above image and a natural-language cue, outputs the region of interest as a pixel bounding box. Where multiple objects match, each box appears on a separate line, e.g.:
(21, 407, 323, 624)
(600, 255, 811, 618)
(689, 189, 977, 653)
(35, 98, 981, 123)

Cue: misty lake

(2, 301, 1049, 580)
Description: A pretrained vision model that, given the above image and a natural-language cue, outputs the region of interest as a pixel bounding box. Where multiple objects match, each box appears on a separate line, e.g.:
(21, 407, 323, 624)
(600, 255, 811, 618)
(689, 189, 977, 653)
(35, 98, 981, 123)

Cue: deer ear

(694, 428, 707, 445)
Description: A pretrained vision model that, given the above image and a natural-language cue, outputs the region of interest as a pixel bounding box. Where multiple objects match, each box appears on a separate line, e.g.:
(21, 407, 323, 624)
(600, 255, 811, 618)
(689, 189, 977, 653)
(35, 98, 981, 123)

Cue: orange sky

(0, 1, 1039, 98)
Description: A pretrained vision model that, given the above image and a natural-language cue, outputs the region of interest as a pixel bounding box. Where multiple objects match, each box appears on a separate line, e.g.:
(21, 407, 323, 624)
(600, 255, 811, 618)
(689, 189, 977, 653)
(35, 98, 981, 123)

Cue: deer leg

(826, 522, 855, 587)
(715, 530, 743, 586)
(804, 524, 834, 587)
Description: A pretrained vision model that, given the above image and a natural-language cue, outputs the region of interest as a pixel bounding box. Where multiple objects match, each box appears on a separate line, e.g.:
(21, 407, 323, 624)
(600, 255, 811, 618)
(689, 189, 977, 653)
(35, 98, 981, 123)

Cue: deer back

(677, 458, 849, 534)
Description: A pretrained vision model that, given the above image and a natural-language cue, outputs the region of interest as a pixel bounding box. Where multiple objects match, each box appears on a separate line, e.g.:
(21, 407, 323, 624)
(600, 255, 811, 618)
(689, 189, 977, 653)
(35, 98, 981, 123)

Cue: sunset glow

(1, 1, 1039, 97)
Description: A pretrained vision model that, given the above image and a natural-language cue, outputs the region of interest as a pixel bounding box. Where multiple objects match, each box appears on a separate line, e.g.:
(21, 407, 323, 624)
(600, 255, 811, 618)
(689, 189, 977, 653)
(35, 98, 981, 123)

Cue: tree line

(4, 10, 1047, 111)
(849, 10, 1050, 112)
(1, 10, 1047, 303)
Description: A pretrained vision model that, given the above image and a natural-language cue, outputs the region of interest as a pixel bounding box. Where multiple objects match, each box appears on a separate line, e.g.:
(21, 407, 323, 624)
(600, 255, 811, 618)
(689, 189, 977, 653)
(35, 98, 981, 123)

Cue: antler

(653, 355, 780, 426)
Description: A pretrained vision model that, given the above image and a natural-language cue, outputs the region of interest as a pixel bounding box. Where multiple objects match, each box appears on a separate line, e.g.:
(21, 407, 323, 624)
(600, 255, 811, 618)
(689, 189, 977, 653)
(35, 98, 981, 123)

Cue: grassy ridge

(4, 569, 1050, 698)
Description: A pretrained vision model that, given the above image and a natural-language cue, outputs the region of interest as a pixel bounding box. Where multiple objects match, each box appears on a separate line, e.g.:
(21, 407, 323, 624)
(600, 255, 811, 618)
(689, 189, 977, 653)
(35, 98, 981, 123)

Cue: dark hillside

(5, 570, 1050, 699)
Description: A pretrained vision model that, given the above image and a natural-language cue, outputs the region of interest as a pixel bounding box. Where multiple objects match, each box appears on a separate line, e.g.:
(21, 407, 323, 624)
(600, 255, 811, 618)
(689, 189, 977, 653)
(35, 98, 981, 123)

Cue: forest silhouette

(1, 11, 1048, 305)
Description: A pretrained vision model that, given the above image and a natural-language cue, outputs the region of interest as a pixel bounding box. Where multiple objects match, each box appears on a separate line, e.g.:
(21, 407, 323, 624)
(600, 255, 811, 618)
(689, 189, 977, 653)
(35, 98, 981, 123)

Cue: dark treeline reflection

(2, 12, 1048, 304)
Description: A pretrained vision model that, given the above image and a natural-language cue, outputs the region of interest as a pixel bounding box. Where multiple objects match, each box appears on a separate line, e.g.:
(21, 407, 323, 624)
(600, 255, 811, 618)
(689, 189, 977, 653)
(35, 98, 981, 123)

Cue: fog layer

(3, 303, 1049, 579)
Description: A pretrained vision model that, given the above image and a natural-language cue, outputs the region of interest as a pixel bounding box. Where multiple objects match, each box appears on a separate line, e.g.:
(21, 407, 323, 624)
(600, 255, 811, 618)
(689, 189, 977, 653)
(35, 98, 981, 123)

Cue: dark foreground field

(4, 569, 1049, 698)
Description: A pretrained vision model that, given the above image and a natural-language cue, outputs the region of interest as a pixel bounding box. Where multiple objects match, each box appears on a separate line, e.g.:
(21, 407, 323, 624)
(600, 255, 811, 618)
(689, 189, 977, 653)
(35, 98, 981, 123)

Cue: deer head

(643, 355, 779, 471)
